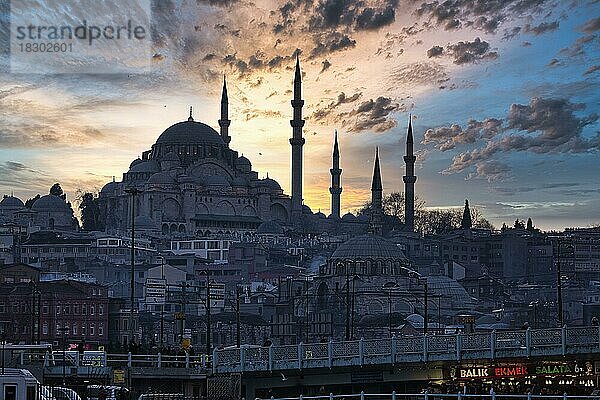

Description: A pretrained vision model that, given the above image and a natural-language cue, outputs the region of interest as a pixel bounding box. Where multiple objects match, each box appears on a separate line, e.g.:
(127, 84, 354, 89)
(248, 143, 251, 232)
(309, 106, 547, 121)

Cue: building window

(56, 305, 61, 315)
(42, 304, 49, 314)
(90, 305, 95, 315)
(194, 241, 206, 249)
(90, 324, 95, 336)
(42, 324, 48, 335)
(99, 305, 104, 315)
(98, 324, 104, 336)
(72, 324, 78, 335)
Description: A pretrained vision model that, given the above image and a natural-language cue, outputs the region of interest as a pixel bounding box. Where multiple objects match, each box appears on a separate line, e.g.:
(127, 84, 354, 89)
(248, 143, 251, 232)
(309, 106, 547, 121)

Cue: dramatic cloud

(307, 0, 399, 31)
(390, 62, 448, 86)
(343, 96, 401, 132)
(523, 20, 559, 35)
(446, 38, 498, 64)
(584, 65, 600, 75)
(309, 32, 357, 59)
(427, 45, 444, 58)
(415, 0, 550, 34)
(423, 118, 503, 151)
(435, 97, 599, 180)
(466, 160, 511, 182)
(311, 91, 363, 121)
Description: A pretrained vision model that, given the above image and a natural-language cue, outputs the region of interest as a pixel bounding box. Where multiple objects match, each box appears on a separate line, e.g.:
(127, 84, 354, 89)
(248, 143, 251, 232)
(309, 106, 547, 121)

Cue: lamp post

(124, 187, 142, 346)
(382, 282, 400, 338)
(1, 322, 7, 375)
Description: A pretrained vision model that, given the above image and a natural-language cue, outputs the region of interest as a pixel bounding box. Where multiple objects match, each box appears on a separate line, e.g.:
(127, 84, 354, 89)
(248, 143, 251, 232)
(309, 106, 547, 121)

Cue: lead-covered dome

(332, 234, 407, 260)
(0, 195, 25, 209)
(156, 121, 224, 146)
(32, 195, 71, 212)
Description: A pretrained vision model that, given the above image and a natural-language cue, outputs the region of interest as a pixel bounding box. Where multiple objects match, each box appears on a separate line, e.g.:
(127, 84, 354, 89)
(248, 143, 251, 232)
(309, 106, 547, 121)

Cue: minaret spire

(290, 55, 305, 221)
(329, 130, 342, 219)
(188, 106, 194, 121)
(403, 116, 417, 232)
(461, 199, 472, 229)
(219, 75, 231, 147)
(369, 147, 383, 235)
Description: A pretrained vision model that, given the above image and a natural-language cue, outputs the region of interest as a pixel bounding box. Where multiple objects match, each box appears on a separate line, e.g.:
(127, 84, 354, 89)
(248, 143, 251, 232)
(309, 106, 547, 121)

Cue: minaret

(329, 130, 342, 218)
(369, 147, 383, 236)
(461, 199, 472, 229)
(218, 76, 231, 147)
(403, 117, 417, 231)
(289, 55, 305, 220)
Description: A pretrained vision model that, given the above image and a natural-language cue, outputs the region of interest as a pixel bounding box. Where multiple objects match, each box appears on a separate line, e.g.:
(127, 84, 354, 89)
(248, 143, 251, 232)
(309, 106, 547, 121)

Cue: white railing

(214, 326, 600, 374)
(256, 393, 600, 400)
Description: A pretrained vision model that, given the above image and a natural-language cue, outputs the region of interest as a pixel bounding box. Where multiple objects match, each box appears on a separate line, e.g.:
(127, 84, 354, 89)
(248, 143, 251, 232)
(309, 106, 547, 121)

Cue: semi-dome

(32, 195, 70, 212)
(257, 220, 284, 235)
(0, 195, 25, 209)
(129, 158, 143, 169)
(315, 211, 326, 219)
(129, 160, 160, 173)
(147, 172, 177, 185)
(302, 204, 312, 214)
(156, 120, 225, 146)
(331, 234, 407, 260)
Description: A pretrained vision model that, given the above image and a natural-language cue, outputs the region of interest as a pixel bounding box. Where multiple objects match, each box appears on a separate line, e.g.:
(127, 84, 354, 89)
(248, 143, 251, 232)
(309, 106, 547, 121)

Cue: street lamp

(58, 326, 70, 387)
(124, 187, 142, 346)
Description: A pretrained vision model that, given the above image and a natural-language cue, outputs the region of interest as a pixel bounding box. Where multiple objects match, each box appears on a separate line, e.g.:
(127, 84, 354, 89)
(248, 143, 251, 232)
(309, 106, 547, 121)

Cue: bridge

(5, 326, 600, 399)
(212, 326, 600, 374)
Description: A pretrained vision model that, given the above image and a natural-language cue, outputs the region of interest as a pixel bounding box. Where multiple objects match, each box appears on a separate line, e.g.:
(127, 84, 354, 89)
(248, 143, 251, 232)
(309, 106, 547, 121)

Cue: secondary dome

(332, 234, 407, 260)
(0, 195, 24, 209)
(257, 220, 284, 235)
(156, 121, 225, 146)
(32, 195, 70, 212)
(129, 160, 160, 174)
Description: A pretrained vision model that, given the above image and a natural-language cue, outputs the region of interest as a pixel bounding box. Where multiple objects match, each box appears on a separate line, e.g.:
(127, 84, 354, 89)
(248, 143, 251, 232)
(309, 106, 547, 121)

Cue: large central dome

(156, 120, 225, 146)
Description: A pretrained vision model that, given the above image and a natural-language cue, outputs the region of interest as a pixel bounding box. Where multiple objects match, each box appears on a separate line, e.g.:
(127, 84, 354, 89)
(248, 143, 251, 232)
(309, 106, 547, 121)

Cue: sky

(0, 0, 599, 231)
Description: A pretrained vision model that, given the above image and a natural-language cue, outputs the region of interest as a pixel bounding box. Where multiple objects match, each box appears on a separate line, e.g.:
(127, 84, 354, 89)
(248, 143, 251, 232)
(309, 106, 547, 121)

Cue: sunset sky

(0, 0, 599, 230)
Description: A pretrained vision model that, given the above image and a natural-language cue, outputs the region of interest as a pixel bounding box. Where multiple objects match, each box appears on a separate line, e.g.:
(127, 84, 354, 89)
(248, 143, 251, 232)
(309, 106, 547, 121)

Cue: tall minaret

(289, 55, 305, 219)
(329, 130, 342, 218)
(218, 76, 231, 147)
(403, 117, 417, 231)
(369, 147, 383, 236)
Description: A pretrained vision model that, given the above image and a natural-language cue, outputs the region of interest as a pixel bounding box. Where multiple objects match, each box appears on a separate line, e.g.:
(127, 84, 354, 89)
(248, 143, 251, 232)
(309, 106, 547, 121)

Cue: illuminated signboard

(457, 365, 527, 379)
(456, 362, 591, 380)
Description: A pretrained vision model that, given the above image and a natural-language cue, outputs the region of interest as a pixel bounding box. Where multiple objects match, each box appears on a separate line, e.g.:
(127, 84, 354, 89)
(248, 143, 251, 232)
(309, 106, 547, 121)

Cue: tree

(526, 217, 534, 231)
(514, 219, 525, 229)
(358, 194, 494, 235)
(25, 194, 40, 209)
(77, 191, 102, 231)
(50, 183, 66, 200)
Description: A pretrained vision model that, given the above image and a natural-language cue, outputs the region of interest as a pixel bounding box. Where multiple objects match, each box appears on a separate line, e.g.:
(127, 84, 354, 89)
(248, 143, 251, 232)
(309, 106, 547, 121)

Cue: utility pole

(423, 279, 429, 335)
(236, 286, 241, 348)
(124, 187, 142, 346)
(556, 238, 564, 327)
(205, 272, 211, 356)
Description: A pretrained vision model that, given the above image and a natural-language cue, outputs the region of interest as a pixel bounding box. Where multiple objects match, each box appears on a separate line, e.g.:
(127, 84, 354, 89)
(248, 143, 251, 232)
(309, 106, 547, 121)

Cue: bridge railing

(214, 325, 600, 374)
(256, 394, 600, 400)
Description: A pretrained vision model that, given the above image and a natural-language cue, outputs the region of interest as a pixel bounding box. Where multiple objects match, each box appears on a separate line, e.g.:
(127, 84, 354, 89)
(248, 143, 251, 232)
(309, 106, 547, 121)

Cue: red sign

(494, 366, 528, 377)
